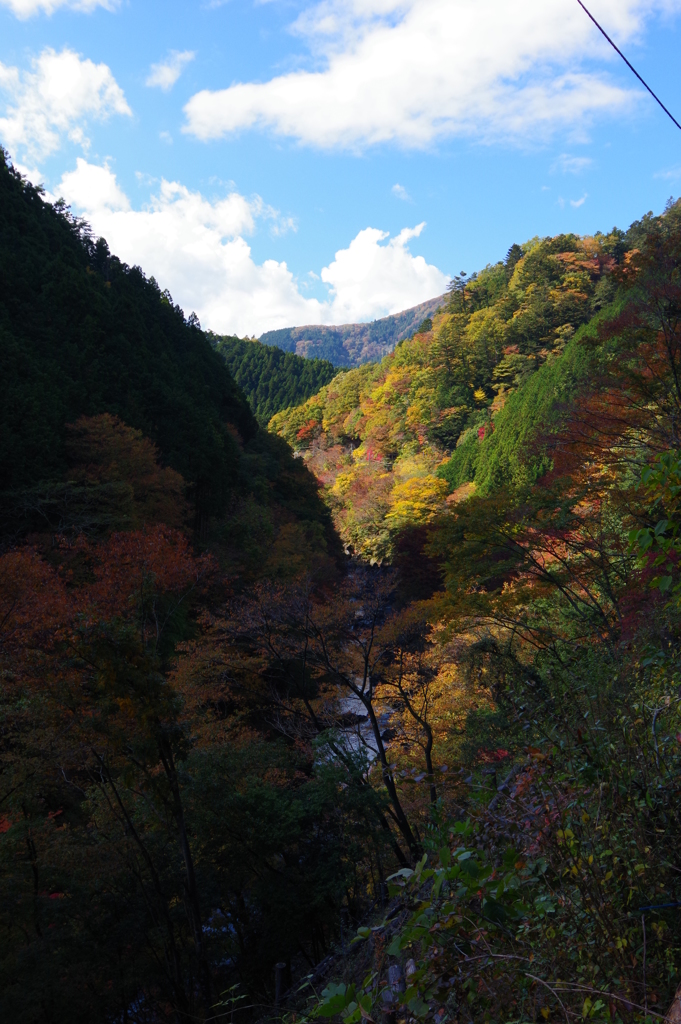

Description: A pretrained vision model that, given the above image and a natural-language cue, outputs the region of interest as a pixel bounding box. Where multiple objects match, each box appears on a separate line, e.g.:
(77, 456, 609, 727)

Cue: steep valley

(3, 146, 681, 1024)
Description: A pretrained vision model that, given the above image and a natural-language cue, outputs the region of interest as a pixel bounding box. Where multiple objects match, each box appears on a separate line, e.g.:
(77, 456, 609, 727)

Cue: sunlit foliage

(270, 230, 628, 559)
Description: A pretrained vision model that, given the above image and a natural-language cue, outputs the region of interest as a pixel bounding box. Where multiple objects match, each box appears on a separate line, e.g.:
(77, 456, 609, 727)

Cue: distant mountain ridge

(259, 293, 447, 366)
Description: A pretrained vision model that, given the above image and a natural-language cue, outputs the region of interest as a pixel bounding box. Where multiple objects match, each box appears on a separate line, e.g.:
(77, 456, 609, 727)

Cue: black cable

(576, 0, 681, 133)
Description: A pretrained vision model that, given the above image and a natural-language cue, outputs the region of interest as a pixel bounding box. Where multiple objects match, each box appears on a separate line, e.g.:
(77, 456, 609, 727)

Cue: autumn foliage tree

(66, 413, 189, 528)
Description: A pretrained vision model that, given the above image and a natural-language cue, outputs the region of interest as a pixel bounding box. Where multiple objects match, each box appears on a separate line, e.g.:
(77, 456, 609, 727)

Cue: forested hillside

(210, 332, 337, 424)
(266, 201, 681, 1023)
(0, 150, 253, 498)
(260, 292, 446, 366)
(0, 150, 335, 570)
(270, 226, 636, 560)
(264, 202, 681, 1023)
(3, 139, 681, 1024)
(0, 150, 346, 1022)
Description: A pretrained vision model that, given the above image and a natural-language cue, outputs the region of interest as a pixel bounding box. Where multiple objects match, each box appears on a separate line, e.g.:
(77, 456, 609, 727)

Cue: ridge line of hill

(259, 292, 447, 366)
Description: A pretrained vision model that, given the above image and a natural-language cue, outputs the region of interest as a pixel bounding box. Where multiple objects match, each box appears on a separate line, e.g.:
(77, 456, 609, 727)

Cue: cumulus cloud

(59, 158, 130, 211)
(182, 0, 680, 150)
(392, 183, 410, 201)
(321, 224, 447, 323)
(0, 0, 115, 16)
(570, 194, 588, 207)
(146, 51, 195, 92)
(0, 48, 131, 162)
(56, 160, 447, 335)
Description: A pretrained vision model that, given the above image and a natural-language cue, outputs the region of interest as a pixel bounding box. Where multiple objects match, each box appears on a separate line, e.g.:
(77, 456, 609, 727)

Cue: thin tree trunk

(95, 754, 189, 1015)
(423, 725, 437, 805)
(159, 737, 213, 1014)
(22, 805, 42, 938)
(364, 699, 420, 859)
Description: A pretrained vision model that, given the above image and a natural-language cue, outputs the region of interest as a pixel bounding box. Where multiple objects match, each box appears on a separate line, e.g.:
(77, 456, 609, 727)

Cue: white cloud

(146, 51, 195, 92)
(270, 214, 298, 237)
(60, 157, 130, 211)
(321, 223, 447, 323)
(0, 48, 131, 162)
(56, 160, 447, 335)
(183, 0, 681, 150)
(570, 193, 588, 207)
(0, 0, 115, 16)
(552, 153, 593, 174)
(392, 183, 410, 201)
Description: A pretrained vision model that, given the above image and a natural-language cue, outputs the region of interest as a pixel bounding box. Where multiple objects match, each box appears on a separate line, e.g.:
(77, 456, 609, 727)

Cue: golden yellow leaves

(385, 475, 449, 530)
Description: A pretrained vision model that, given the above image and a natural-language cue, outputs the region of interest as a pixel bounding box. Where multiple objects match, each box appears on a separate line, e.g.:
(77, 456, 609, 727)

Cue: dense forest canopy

(0, 152, 254, 503)
(3, 141, 681, 1024)
(210, 333, 337, 425)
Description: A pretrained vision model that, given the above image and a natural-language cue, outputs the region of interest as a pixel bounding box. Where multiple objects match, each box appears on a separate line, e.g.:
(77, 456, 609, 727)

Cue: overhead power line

(576, 0, 681, 133)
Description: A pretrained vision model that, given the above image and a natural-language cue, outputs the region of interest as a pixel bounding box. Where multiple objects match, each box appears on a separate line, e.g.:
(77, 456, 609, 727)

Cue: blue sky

(1, 0, 681, 335)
